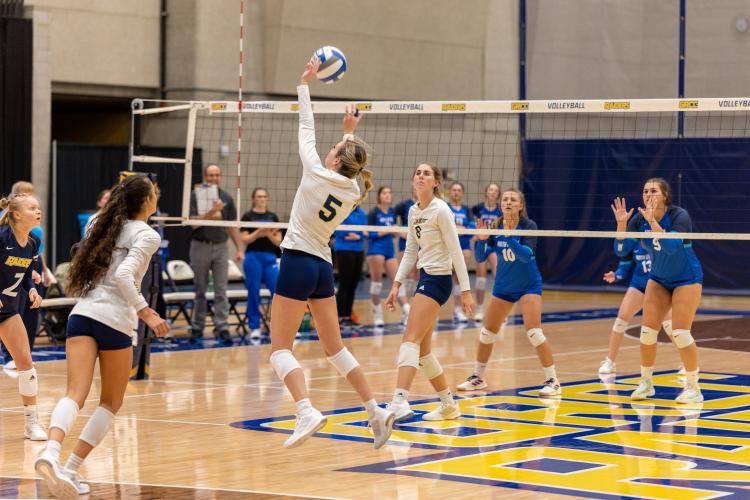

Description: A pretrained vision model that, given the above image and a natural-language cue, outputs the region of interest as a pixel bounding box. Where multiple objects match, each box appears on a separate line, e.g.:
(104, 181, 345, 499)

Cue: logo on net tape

(442, 103, 467, 112)
(243, 102, 275, 111)
(679, 100, 699, 109)
(291, 103, 300, 111)
(389, 103, 425, 111)
(355, 103, 372, 112)
(547, 101, 585, 110)
(211, 103, 227, 111)
(604, 101, 630, 110)
(718, 99, 750, 108)
(511, 102, 529, 111)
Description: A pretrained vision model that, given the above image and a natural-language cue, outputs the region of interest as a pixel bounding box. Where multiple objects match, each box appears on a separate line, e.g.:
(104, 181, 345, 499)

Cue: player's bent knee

(270, 349, 302, 381)
(640, 326, 658, 345)
(327, 347, 360, 377)
(79, 406, 115, 448)
(369, 282, 383, 295)
(612, 318, 628, 333)
(475, 277, 487, 290)
(671, 329, 695, 348)
(479, 327, 499, 345)
(397, 342, 420, 369)
(526, 328, 546, 347)
(662, 319, 673, 338)
(419, 352, 443, 379)
(18, 367, 38, 397)
(49, 397, 80, 435)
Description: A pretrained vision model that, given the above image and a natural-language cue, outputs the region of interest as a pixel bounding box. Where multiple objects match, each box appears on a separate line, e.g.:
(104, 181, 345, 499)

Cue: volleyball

(313, 46, 347, 84)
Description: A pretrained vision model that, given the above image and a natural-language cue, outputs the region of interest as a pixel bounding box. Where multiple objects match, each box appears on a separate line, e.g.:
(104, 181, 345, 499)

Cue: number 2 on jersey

(319, 194, 343, 222)
(2, 272, 25, 298)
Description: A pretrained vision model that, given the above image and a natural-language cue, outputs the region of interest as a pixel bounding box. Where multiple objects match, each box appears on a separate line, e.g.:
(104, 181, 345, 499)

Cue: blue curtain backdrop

(522, 138, 750, 293)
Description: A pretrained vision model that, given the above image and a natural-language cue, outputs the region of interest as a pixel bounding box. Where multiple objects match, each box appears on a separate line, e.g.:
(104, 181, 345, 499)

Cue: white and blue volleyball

(314, 46, 347, 84)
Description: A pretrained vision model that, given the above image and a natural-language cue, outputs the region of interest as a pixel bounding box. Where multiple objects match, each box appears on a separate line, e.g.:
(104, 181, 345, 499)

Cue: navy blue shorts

(276, 249, 335, 301)
(648, 276, 702, 293)
(0, 309, 20, 324)
(67, 314, 133, 350)
(492, 281, 542, 303)
(628, 274, 649, 294)
(415, 269, 453, 306)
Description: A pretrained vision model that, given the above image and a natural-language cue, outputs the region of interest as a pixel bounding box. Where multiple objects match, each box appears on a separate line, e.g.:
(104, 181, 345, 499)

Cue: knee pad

(419, 352, 443, 380)
(612, 318, 629, 333)
(475, 277, 487, 291)
(452, 284, 461, 296)
(49, 397, 80, 436)
(18, 367, 38, 397)
(662, 320, 673, 338)
(479, 327, 499, 345)
(369, 281, 383, 295)
(526, 328, 546, 347)
(640, 326, 658, 345)
(327, 347, 359, 377)
(270, 349, 302, 381)
(397, 285, 407, 297)
(397, 342, 420, 369)
(79, 406, 115, 448)
(672, 329, 694, 348)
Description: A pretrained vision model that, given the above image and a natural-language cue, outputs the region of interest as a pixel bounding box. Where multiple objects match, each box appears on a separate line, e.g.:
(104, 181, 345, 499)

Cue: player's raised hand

(342, 105, 362, 134)
(301, 56, 321, 85)
(602, 271, 616, 284)
(611, 197, 633, 223)
(475, 218, 490, 241)
(638, 196, 658, 224)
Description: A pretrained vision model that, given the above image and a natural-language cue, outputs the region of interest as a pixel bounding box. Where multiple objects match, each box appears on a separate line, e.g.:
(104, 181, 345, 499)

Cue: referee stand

(130, 243, 163, 380)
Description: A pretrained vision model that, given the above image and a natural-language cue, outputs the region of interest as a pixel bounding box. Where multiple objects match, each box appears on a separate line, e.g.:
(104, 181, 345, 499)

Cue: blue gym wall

(522, 138, 750, 293)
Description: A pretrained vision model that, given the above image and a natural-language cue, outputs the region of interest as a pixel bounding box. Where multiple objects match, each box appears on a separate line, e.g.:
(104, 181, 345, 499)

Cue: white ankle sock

(363, 399, 378, 419)
(437, 388, 454, 406)
(474, 362, 487, 378)
(24, 404, 37, 423)
(543, 365, 557, 381)
(393, 389, 408, 404)
(295, 398, 312, 414)
(685, 370, 699, 388)
(64, 453, 84, 473)
(46, 440, 62, 459)
(641, 366, 654, 381)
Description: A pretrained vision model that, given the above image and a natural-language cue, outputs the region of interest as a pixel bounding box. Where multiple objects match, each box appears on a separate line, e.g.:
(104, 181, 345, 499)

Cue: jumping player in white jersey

(269, 57, 394, 449)
(0, 193, 47, 442)
(385, 163, 474, 422)
(36, 175, 170, 498)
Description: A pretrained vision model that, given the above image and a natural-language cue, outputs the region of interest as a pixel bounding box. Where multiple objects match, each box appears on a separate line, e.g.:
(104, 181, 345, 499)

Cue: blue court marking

(502, 457, 605, 474)
(25, 306, 750, 364)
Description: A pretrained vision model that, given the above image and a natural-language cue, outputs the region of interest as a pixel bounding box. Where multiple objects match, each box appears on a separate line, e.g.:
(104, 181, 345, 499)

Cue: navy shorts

(0, 309, 20, 324)
(492, 281, 542, 303)
(276, 249, 335, 301)
(415, 269, 453, 306)
(648, 276, 702, 293)
(628, 274, 649, 294)
(67, 314, 133, 350)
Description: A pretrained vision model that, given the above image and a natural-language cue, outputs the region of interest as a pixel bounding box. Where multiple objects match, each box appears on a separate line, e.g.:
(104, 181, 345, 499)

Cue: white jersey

(72, 220, 161, 336)
(280, 84, 360, 263)
(395, 197, 471, 291)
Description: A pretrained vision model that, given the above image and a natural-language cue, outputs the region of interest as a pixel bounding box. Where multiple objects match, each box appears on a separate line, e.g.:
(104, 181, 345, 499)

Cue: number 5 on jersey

(319, 194, 343, 222)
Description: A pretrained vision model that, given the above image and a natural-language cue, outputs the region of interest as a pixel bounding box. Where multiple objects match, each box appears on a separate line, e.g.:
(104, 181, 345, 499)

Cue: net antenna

(236, 0, 244, 224)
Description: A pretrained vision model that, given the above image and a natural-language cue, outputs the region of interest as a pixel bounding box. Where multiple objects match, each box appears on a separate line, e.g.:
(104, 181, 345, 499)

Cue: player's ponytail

(0, 193, 35, 228)
(68, 175, 154, 297)
(336, 134, 373, 205)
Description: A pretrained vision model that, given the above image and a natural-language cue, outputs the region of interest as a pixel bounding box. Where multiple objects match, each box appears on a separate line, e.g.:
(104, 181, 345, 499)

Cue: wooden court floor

(1, 291, 749, 499)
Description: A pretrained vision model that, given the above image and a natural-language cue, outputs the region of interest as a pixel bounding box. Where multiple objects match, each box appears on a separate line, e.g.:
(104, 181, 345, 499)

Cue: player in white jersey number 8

(268, 56, 394, 450)
(385, 163, 475, 422)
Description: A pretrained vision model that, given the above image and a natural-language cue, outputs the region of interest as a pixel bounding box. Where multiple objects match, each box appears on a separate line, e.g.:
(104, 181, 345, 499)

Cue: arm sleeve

(23, 248, 39, 293)
(297, 85, 326, 176)
(661, 208, 691, 254)
(474, 238, 493, 263)
(614, 256, 634, 282)
(394, 214, 419, 285)
(438, 206, 471, 291)
(615, 216, 641, 256)
(503, 236, 534, 263)
(114, 229, 161, 312)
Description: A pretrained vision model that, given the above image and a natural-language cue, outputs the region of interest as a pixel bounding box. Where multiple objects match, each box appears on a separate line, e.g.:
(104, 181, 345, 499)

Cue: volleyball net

(130, 97, 750, 290)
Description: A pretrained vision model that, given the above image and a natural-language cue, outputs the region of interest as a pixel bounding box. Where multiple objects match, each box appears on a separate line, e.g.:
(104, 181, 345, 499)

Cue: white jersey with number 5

(395, 197, 471, 292)
(280, 84, 360, 264)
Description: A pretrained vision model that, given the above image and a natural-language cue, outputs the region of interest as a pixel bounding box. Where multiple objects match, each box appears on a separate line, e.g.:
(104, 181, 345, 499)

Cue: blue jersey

(471, 203, 501, 227)
(612, 246, 651, 282)
(449, 204, 474, 250)
(334, 207, 366, 252)
(367, 207, 396, 257)
(0, 225, 39, 313)
(475, 217, 541, 294)
(616, 206, 702, 287)
(394, 199, 415, 251)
